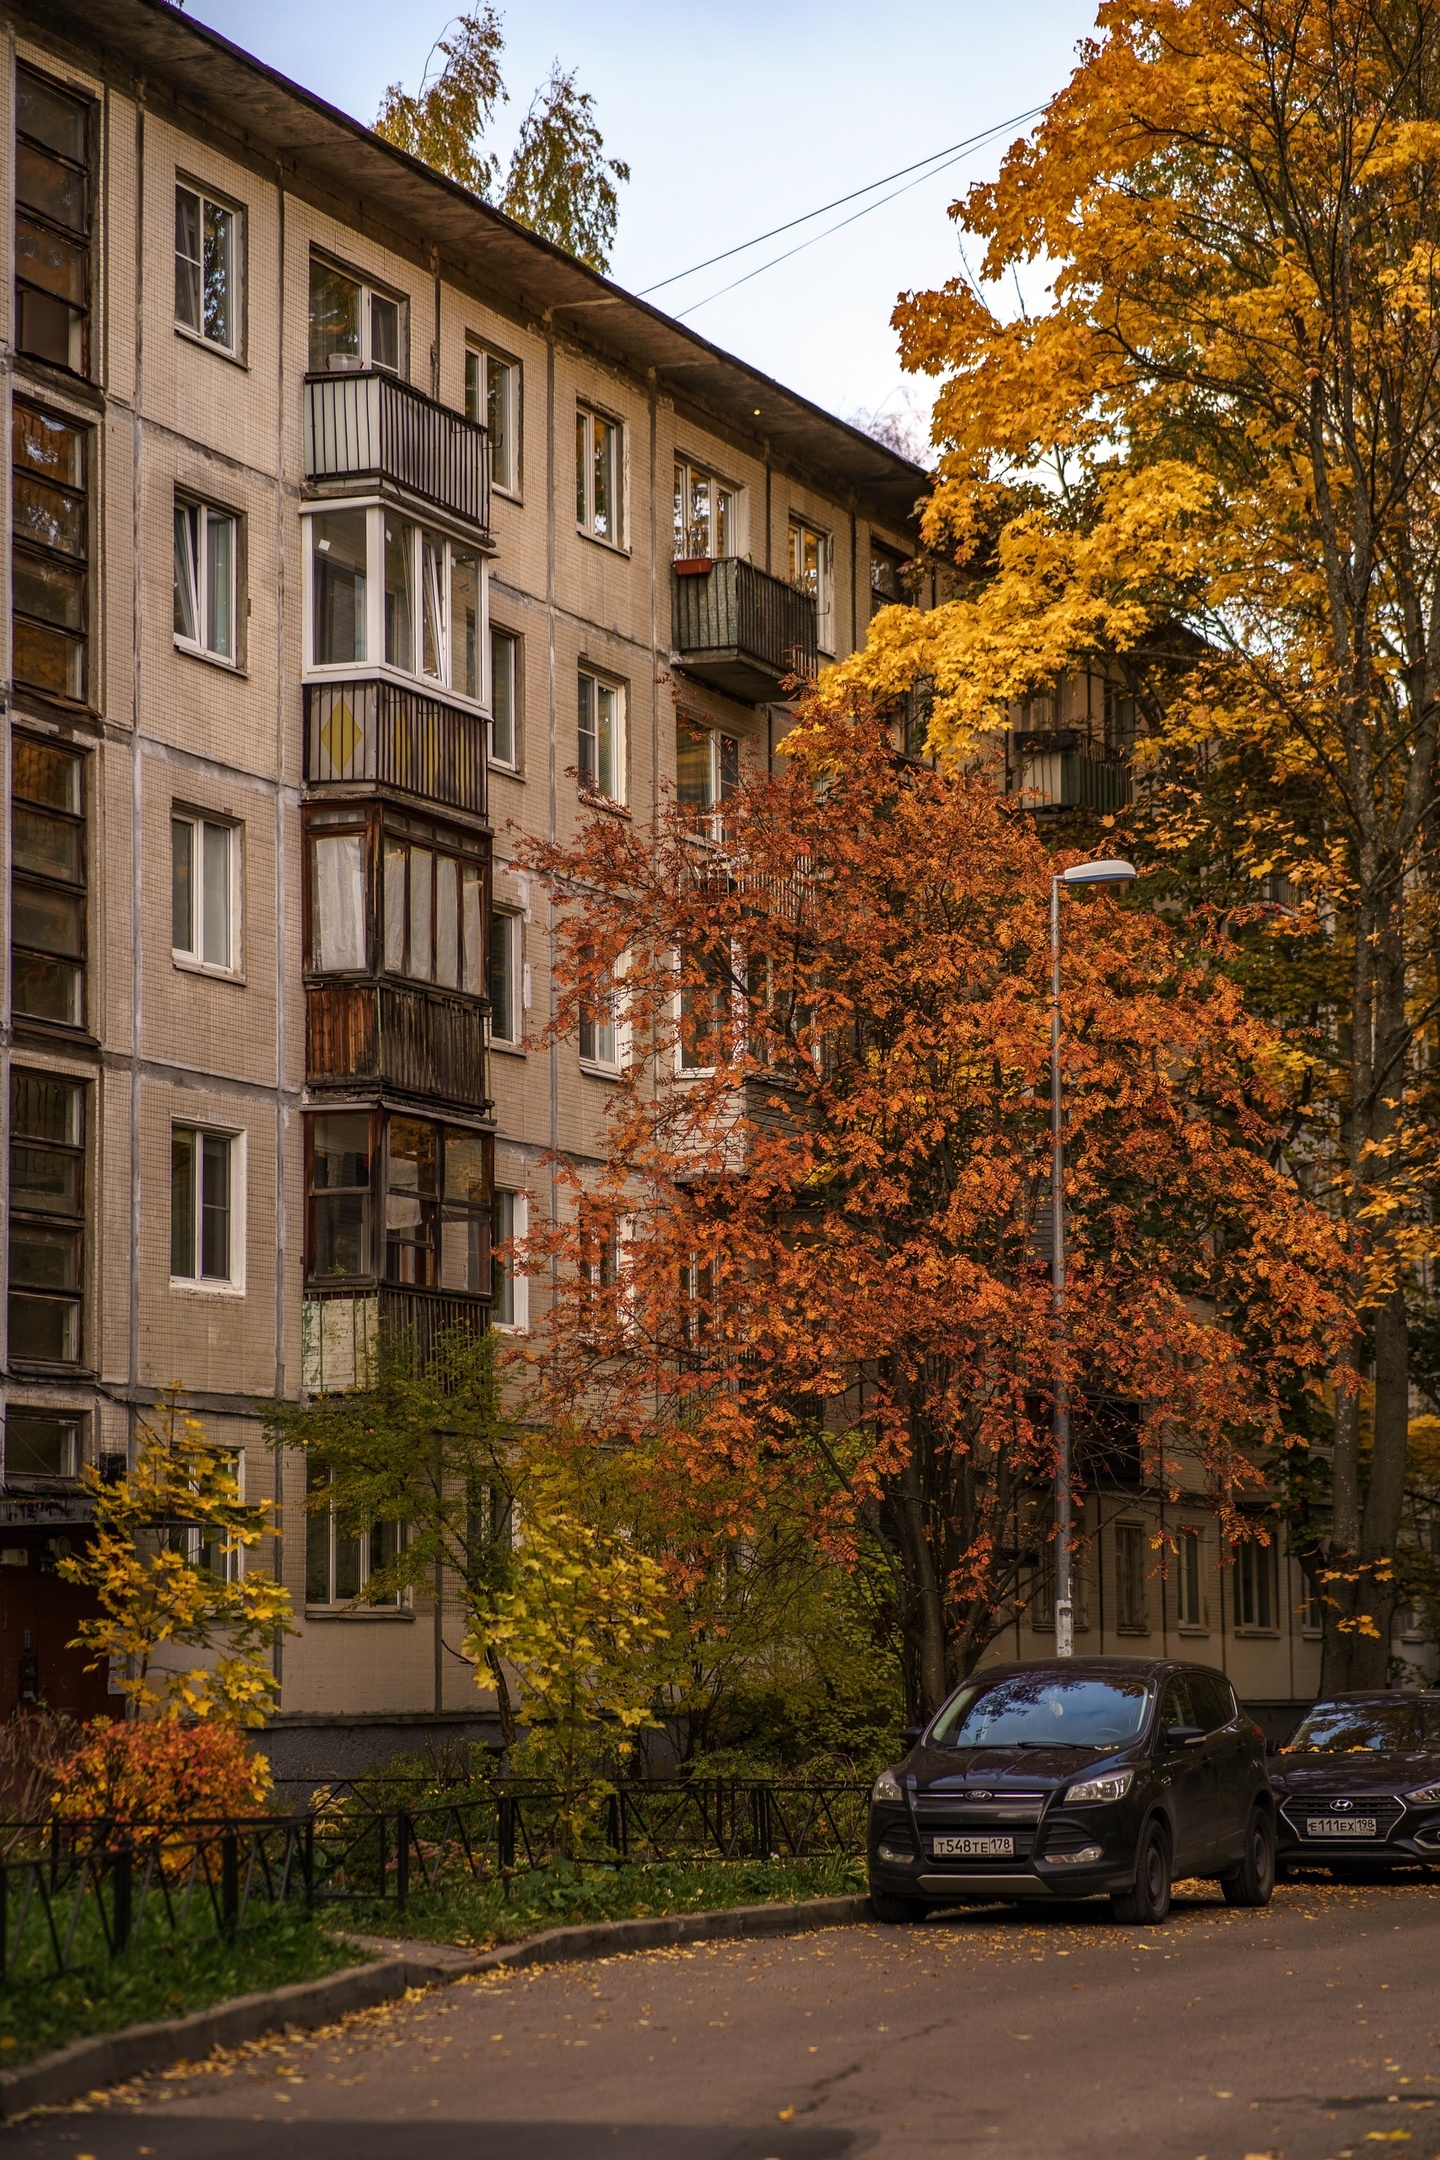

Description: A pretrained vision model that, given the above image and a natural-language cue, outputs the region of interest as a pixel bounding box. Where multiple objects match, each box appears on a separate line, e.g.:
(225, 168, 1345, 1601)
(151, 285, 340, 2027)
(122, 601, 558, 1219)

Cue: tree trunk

(893, 1453, 948, 1720)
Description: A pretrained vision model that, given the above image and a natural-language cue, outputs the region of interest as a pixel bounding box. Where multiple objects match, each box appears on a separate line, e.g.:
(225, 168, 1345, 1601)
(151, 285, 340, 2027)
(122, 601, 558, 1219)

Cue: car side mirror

(1266, 1736, 1281, 1757)
(900, 1724, 924, 1749)
(1165, 1723, 1205, 1749)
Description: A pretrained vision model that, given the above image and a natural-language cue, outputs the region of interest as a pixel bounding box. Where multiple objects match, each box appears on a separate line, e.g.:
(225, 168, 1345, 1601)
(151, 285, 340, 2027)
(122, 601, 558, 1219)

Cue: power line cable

(671, 112, 1040, 322)
(638, 105, 1044, 299)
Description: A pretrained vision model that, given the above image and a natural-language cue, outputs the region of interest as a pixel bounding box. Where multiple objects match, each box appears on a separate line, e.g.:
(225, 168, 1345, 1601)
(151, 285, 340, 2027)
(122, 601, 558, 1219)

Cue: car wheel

(1220, 1805, 1276, 1909)
(1110, 1819, 1172, 1926)
(869, 1886, 929, 1924)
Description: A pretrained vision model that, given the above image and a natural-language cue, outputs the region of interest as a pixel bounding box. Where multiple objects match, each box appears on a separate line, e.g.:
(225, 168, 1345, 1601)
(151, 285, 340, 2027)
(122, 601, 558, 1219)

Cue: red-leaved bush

(50, 1716, 271, 1825)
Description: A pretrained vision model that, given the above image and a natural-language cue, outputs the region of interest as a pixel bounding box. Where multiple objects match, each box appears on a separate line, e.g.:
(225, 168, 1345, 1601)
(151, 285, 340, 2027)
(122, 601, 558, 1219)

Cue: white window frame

(174, 498, 240, 666)
(576, 403, 624, 548)
(675, 716, 740, 826)
(579, 984, 620, 1074)
(466, 341, 520, 495)
(174, 180, 242, 356)
(305, 1463, 407, 1611)
(193, 1448, 245, 1583)
(308, 253, 405, 374)
(489, 908, 520, 1046)
(577, 668, 625, 803)
(673, 456, 739, 562)
(490, 625, 519, 768)
(302, 505, 488, 710)
(788, 516, 832, 651)
(491, 1187, 529, 1331)
(1174, 1523, 1208, 1631)
(171, 807, 241, 976)
(169, 1123, 245, 1294)
(675, 939, 740, 1078)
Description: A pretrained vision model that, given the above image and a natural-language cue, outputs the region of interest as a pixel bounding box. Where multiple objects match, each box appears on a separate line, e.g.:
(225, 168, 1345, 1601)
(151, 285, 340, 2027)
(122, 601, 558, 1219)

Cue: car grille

(914, 1790, 1044, 1867)
(1281, 1794, 1406, 1842)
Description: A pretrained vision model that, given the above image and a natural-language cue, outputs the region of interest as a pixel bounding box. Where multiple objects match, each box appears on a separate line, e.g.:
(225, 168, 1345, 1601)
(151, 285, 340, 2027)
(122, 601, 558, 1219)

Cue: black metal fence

(0, 1781, 868, 1987)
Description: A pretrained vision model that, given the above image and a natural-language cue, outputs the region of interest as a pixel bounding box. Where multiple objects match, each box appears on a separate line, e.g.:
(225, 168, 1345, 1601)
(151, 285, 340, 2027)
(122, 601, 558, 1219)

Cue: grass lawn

(365, 1853, 868, 1950)
(0, 1908, 364, 2069)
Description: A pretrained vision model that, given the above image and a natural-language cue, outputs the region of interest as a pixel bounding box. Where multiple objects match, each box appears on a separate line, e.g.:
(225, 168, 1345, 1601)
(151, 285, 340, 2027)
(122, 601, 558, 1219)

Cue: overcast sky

(188, 0, 1100, 442)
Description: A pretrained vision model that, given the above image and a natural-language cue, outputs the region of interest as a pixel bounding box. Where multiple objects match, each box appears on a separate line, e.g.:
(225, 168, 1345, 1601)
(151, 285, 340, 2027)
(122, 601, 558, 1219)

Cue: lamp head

(1059, 859, 1137, 887)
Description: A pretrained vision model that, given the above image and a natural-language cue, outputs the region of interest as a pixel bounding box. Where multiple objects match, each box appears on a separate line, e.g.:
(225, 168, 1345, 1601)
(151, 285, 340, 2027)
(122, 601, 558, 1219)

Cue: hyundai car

(1271, 1691, 1440, 1875)
(867, 1657, 1274, 1927)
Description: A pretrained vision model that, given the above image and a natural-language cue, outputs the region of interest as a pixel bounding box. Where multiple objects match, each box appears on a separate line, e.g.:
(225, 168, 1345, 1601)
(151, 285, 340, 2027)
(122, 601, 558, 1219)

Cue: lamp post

(1050, 859, 1137, 1656)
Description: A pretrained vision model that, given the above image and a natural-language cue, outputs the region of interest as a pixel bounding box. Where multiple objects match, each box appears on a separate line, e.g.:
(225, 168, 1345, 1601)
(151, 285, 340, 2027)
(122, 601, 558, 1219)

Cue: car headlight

(1406, 1781, 1440, 1804)
(871, 1768, 904, 1805)
(1065, 1768, 1135, 1805)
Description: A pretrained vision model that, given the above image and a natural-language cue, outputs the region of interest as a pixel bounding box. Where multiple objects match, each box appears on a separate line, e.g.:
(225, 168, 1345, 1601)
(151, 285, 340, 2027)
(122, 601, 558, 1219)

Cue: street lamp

(1050, 859, 1137, 1657)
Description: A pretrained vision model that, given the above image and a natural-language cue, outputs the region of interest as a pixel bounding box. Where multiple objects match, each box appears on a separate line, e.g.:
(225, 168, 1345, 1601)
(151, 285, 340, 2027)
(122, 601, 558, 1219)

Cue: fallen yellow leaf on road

(1366, 2133, 1412, 2143)
(777, 2106, 795, 2123)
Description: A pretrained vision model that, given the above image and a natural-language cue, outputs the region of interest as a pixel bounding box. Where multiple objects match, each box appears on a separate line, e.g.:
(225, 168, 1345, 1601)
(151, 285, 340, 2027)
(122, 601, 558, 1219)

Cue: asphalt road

(6, 1877, 1440, 2160)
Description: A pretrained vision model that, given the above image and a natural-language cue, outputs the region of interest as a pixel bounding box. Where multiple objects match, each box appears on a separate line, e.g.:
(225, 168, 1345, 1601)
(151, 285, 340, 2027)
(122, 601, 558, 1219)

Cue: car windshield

(1284, 1700, 1440, 1754)
(929, 1674, 1153, 1750)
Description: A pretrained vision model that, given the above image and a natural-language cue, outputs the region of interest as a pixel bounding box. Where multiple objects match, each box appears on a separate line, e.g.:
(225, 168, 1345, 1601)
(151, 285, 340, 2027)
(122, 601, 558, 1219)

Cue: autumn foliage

(522, 704, 1346, 1713)
(50, 1717, 271, 1827)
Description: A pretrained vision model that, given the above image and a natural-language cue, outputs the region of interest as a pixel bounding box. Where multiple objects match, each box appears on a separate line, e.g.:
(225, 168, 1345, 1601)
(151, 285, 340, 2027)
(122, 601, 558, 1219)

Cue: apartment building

(0, 0, 935, 1758)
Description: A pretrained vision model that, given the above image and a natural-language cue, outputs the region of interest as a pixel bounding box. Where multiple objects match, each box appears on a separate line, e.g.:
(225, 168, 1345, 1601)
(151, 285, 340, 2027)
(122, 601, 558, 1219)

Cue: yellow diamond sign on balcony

(319, 695, 362, 776)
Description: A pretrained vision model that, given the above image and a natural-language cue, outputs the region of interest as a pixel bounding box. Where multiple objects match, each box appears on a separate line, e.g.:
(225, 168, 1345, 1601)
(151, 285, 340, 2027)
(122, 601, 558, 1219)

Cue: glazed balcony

(304, 680, 487, 822)
(672, 558, 818, 704)
(1010, 730, 1131, 815)
(303, 367, 490, 536)
(306, 979, 488, 1112)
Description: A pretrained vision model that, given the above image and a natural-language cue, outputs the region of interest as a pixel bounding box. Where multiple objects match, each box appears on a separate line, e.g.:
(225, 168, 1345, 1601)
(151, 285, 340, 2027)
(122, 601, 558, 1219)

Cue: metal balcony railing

(672, 557, 818, 704)
(1010, 729, 1131, 814)
(303, 368, 490, 533)
(304, 679, 487, 820)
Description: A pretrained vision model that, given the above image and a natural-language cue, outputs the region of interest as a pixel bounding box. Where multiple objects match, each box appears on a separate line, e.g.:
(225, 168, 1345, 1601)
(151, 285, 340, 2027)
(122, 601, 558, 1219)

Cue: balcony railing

(302, 1286, 488, 1393)
(306, 980, 488, 1111)
(305, 680, 487, 820)
(303, 368, 490, 534)
(672, 558, 818, 704)
(1010, 730, 1131, 814)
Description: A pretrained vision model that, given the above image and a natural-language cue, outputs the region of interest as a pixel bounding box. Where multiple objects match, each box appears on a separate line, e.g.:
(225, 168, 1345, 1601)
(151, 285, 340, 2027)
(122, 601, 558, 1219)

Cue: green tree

(375, 14, 629, 271)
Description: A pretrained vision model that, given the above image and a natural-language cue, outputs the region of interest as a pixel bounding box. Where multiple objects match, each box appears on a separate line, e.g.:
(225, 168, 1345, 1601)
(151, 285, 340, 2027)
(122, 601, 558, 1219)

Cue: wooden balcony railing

(672, 558, 818, 704)
(306, 979, 488, 1110)
(304, 680, 487, 820)
(303, 368, 490, 533)
(1010, 730, 1131, 814)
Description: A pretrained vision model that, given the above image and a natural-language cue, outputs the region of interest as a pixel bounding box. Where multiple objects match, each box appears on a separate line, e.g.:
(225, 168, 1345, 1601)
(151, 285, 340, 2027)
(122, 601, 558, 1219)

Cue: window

(490, 910, 519, 1043)
(579, 959, 619, 1070)
(170, 1127, 238, 1285)
(174, 183, 239, 353)
(679, 945, 733, 1073)
(673, 459, 734, 561)
(197, 1450, 244, 1581)
(576, 405, 621, 544)
(306, 510, 484, 699)
(5, 1411, 80, 1481)
(1175, 1525, 1207, 1629)
(578, 671, 623, 801)
(9, 1071, 84, 1368)
(382, 829, 485, 992)
(305, 1114, 491, 1295)
(16, 66, 91, 375)
(1029, 1536, 1091, 1633)
(1191, 1671, 1236, 1731)
(870, 542, 906, 615)
(1234, 1533, 1277, 1630)
(788, 518, 831, 650)
(492, 1188, 528, 1328)
(491, 628, 519, 767)
(466, 344, 518, 493)
(306, 1462, 405, 1608)
(1114, 1523, 1149, 1633)
(171, 811, 237, 971)
(1104, 681, 1138, 751)
(308, 256, 401, 373)
(12, 734, 85, 1027)
(308, 1114, 374, 1280)
(14, 402, 89, 703)
(174, 501, 238, 663)
(309, 823, 367, 973)
(676, 716, 739, 820)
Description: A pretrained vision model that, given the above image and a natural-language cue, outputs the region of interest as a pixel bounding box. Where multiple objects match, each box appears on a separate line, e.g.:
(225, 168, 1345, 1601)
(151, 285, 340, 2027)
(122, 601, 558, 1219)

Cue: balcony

(1010, 730, 1131, 814)
(306, 979, 488, 1111)
(305, 680, 487, 821)
(672, 558, 818, 704)
(303, 367, 490, 536)
(302, 1286, 488, 1392)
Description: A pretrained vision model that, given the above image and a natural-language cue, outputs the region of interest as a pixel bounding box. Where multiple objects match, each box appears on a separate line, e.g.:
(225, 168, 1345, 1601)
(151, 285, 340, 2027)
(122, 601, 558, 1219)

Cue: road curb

(0, 1893, 874, 2118)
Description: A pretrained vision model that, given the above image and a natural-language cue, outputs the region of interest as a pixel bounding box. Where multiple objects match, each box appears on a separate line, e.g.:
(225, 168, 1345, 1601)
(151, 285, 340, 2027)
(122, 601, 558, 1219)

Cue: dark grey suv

(867, 1657, 1274, 1926)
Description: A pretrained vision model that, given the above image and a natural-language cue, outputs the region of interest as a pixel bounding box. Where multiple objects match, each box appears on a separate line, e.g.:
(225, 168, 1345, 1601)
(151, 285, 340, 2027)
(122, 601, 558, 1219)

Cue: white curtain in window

(312, 833, 365, 972)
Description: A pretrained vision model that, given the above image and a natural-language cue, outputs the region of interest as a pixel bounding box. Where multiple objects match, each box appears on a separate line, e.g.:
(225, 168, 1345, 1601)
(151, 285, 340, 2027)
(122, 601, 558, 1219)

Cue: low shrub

(50, 1716, 271, 1825)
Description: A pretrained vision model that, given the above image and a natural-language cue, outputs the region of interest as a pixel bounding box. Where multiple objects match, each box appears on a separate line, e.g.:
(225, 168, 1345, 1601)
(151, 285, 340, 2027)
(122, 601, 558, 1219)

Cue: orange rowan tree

(845, 0, 1440, 1683)
(523, 707, 1345, 1717)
